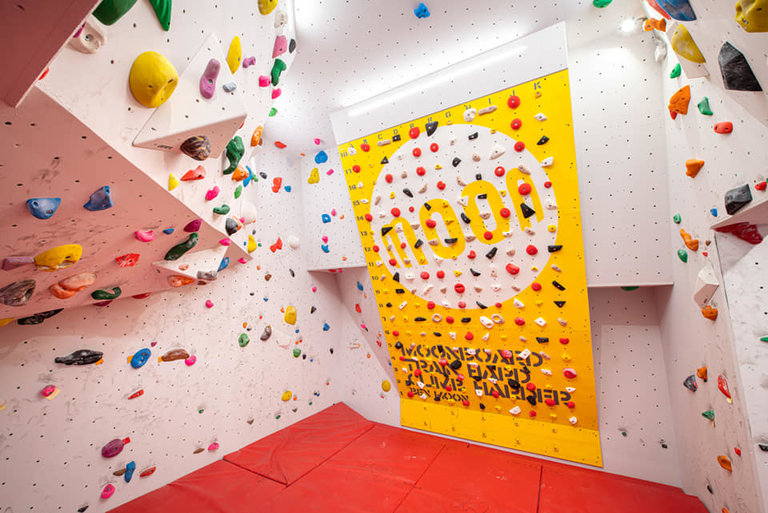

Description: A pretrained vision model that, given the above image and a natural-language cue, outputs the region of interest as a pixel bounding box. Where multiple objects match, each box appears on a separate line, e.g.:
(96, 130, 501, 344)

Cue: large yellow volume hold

(258, 0, 278, 15)
(670, 25, 706, 63)
(129, 51, 179, 108)
(226, 36, 242, 74)
(736, 0, 768, 32)
(34, 244, 83, 271)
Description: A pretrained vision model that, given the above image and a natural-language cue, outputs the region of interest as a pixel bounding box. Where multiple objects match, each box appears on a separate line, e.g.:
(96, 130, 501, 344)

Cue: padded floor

(108, 460, 285, 513)
(224, 402, 374, 484)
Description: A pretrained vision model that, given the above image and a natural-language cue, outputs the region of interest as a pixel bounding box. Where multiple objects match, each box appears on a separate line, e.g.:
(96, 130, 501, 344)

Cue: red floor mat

(327, 425, 447, 482)
(539, 464, 709, 513)
(108, 460, 285, 513)
(395, 443, 542, 513)
(263, 460, 415, 513)
(224, 402, 374, 484)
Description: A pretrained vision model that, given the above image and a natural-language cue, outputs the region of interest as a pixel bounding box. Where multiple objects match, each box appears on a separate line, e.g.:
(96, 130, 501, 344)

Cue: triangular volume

(381, 156, 389, 164)
(719, 42, 762, 91)
(520, 203, 535, 218)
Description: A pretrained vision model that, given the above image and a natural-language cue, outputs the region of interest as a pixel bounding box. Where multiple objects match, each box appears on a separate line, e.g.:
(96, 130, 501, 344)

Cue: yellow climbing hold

(284, 305, 297, 325)
(0, 318, 14, 328)
(258, 0, 278, 15)
(670, 25, 706, 63)
(736, 0, 768, 32)
(128, 51, 179, 108)
(381, 380, 391, 392)
(308, 168, 320, 184)
(34, 244, 83, 272)
(226, 36, 242, 74)
(168, 173, 180, 191)
(281, 390, 292, 401)
(247, 235, 256, 253)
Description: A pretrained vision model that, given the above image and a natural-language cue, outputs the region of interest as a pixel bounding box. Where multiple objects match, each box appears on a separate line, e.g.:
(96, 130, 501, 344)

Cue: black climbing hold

(526, 394, 537, 406)
(302, 354, 307, 360)
(479, 403, 485, 410)
(452, 157, 461, 167)
(395, 341, 403, 349)
(424, 202, 432, 210)
(552, 280, 566, 291)
(719, 42, 762, 92)
(444, 237, 458, 244)
(472, 375, 482, 382)
(436, 345, 444, 352)
(461, 317, 471, 323)
(392, 134, 401, 142)
(450, 360, 461, 370)
(477, 195, 487, 202)
(225, 218, 238, 235)
(405, 378, 413, 386)
(724, 184, 752, 215)
(381, 156, 389, 164)
(433, 332, 442, 337)
(683, 375, 698, 392)
(508, 379, 521, 389)
(434, 396, 440, 402)
(759, 443, 768, 452)
(468, 132, 478, 140)
(521, 203, 535, 218)
(706, 484, 713, 494)
(548, 245, 563, 252)
(426, 121, 438, 136)
(259, 172, 268, 179)
(289, 39, 296, 53)
(18, 309, 63, 325)
(395, 288, 405, 294)
(554, 301, 566, 308)
(461, 213, 471, 224)
(414, 239, 423, 249)
(415, 317, 426, 322)
(476, 301, 488, 309)
(381, 226, 393, 236)
(54, 349, 103, 365)
(470, 268, 481, 277)
(393, 272, 400, 282)
(289, 269, 295, 277)
(310, 306, 317, 313)
(403, 188, 413, 198)
(486, 247, 497, 259)
(386, 302, 392, 307)
(78, 506, 89, 513)
(475, 173, 482, 181)
(536, 337, 549, 344)
(537, 135, 549, 145)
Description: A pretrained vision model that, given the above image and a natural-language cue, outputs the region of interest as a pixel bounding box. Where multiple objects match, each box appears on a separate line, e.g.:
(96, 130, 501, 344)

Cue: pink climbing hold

(272, 88, 282, 99)
(219, 238, 231, 246)
(134, 230, 155, 242)
(258, 76, 271, 87)
(242, 56, 256, 68)
(273, 35, 288, 58)
(101, 484, 116, 499)
(208, 442, 220, 451)
(185, 355, 197, 366)
(41, 385, 57, 397)
(205, 299, 214, 308)
(322, 236, 329, 243)
(205, 186, 220, 201)
(314, 138, 321, 145)
(238, 258, 247, 264)
(312, 286, 318, 292)
(200, 59, 220, 100)
(331, 209, 337, 216)
(184, 219, 202, 232)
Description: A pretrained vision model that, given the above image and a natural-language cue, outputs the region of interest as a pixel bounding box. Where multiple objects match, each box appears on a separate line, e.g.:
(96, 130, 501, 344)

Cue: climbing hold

(273, 35, 287, 59)
(247, 235, 257, 253)
(168, 173, 180, 190)
(34, 244, 83, 271)
(185, 354, 197, 366)
(717, 375, 732, 402)
(129, 51, 178, 108)
(683, 375, 698, 392)
(83, 186, 113, 211)
(213, 204, 230, 215)
(593, 0, 612, 7)
(168, 275, 194, 287)
(736, 0, 768, 32)
(670, 25, 705, 63)
(258, 0, 277, 14)
(702, 409, 715, 421)
(315, 151, 328, 164)
(124, 460, 136, 483)
(677, 249, 688, 262)
(55, 349, 103, 365)
(101, 484, 115, 499)
(271, 59, 287, 86)
(719, 42, 762, 91)
(250, 126, 263, 147)
(716, 455, 733, 472)
(382, 380, 391, 392)
(92, 0, 138, 25)
(714, 122, 734, 134)
(184, 219, 202, 232)
(685, 159, 704, 178)
(260, 326, 272, 341)
(226, 36, 242, 74)
(181, 165, 206, 181)
(26, 198, 61, 220)
(17, 309, 63, 325)
(205, 186, 220, 201)
(199, 59, 220, 99)
(672, 214, 681, 224)
(281, 391, 292, 401)
(292, 348, 301, 358)
(225, 218, 239, 235)
(223, 136, 245, 174)
(272, 177, 282, 193)
(134, 229, 155, 243)
(669, 63, 681, 79)
(0, 278, 34, 307)
(414, 2, 430, 18)
(50, 272, 97, 299)
(91, 286, 121, 300)
(668, 85, 691, 115)
(129, 348, 151, 369)
(724, 184, 752, 215)
(284, 305, 297, 325)
(657, 0, 696, 20)
(645, 17, 667, 31)
(102, 437, 131, 458)
(308, 167, 320, 184)
(680, 229, 699, 251)
(563, 368, 577, 379)
(701, 305, 718, 320)
(147, 0, 170, 29)
(159, 349, 190, 362)
(697, 97, 713, 116)
(715, 222, 763, 244)
(164, 233, 198, 260)
(695, 367, 708, 381)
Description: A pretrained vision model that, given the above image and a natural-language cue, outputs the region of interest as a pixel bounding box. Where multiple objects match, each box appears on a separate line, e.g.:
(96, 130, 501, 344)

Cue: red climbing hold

(439, 358, 448, 367)
(501, 349, 513, 359)
(465, 332, 474, 340)
(544, 181, 552, 188)
(483, 231, 494, 240)
(364, 213, 373, 222)
(514, 317, 525, 326)
(714, 122, 733, 134)
(413, 148, 422, 157)
(393, 330, 400, 336)
(426, 219, 437, 228)
(467, 250, 476, 259)
(529, 411, 537, 417)
(436, 270, 445, 278)
(495, 166, 505, 177)
(427, 301, 435, 309)
(416, 166, 426, 176)
(756, 181, 767, 191)
(420, 271, 430, 280)
(437, 181, 446, 190)
(389, 258, 397, 266)
(563, 368, 578, 379)
(409, 206, 415, 213)
(508, 95, 521, 109)
(531, 282, 542, 291)
(491, 389, 500, 398)
(458, 301, 466, 308)
(526, 245, 538, 255)
(514, 141, 525, 152)
(506, 263, 520, 275)
(518, 183, 532, 195)
(545, 398, 556, 406)
(462, 399, 470, 406)
(511, 119, 522, 130)
(430, 143, 439, 152)
(373, 245, 380, 252)
(409, 127, 420, 139)
(500, 208, 511, 218)
(400, 242, 407, 249)
(526, 383, 536, 391)
(407, 391, 414, 398)
(446, 316, 454, 324)
(715, 222, 763, 245)
(391, 208, 401, 217)
(352, 165, 361, 173)
(566, 401, 575, 409)
(385, 174, 393, 183)
(454, 283, 465, 293)
(560, 338, 569, 344)
(445, 385, 453, 391)
(361, 143, 370, 152)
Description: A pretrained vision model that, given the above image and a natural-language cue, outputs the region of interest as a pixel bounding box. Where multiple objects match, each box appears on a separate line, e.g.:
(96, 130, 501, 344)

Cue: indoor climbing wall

(334, 26, 602, 466)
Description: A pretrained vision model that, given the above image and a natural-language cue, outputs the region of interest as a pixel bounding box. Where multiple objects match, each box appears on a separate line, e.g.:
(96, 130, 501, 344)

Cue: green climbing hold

(275, 414, 281, 419)
(621, 286, 639, 291)
(213, 204, 230, 215)
(92, 0, 138, 25)
(702, 409, 715, 421)
(673, 214, 681, 224)
(91, 286, 121, 300)
(148, 0, 171, 31)
(269, 108, 277, 117)
(223, 136, 244, 175)
(271, 59, 287, 85)
(760, 336, 768, 342)
(670, 63, 681, 79)
(698, 97, 713, 116)
(234, 185, 243, 199)
(593, 0, 613, 6)
(292, 348, 301, 358)
(677, 249, 688, 263)
(238, 333, 250, 347)
(164, 233, 198, 260)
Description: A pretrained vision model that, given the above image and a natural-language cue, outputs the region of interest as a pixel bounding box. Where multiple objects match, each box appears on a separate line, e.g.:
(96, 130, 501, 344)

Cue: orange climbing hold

(668, 85, 691, 116)
(685, 159, 704, 178)
(232, 165, 249, 182)
(717, 455, 732, 472)
(181, 165, 206, 181)
(701, 305, 718, 321)
(643, 18, 666, 31)
(251, 126, 263, 146)
(680, 229, 699, 251)
(697, 366, 708, 381)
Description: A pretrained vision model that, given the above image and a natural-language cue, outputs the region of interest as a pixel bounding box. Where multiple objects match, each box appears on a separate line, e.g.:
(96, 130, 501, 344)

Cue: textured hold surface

(128, 51, 178, 108)
(715, 222, 763, 244)
(26, 198, 61, 220)
(284, 305, 297, 325)
(714, 121, 733, 134)
(164, 233, 199, 260)
(91, 0, 138, 25)
(697, 97, 713, 115)
(736, 0, 768, 32)
(724, 184, 752, 215)
(668, 85, 691, 115)
(199, 59, 220, 100)
(670, 25, 705, 63)
(17, 309, 63, 325)
(91, 286, 121, 300)
(227, 36, 242, 74)
(34, 244, 83, 271)
(0, 279, 36, 307)
(271, 59, 287, 86)
(685, 159, 704, 177)
(718, 42, 762, 91)
(258, 0, 278, 14)
(223, 136, 245, 174)
(645, 18, 667, 32)
(83, 185, 113, 211)
(669, 63, 681, 78)
(683, 374, 698, 392)
(657, 0, 696, 20)
(701, 306, 718, 320)
(148, 0, 171, 30)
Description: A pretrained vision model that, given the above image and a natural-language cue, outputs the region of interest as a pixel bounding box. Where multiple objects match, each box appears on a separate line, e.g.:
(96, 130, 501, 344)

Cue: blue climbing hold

(285, 185, 292, 192)
(218, 257, 230, 272)
(414, 2, 430, 18)
(710, 208, 718, 217)
(323, 322, 330, 331)
(356, 281, 364, 291)
(83, 186, 113, 211)
(243, 167, 253, 187)
(321, 244, 330, 253)
(656, 0, 696, 21)
(163, 228, 174, 234)
(130, 348, 151, 369)
(315, 151, 328, 164)
(124, 461, 136, 483)
(321, 213, 331, 223)
(26, 198, 61, 219)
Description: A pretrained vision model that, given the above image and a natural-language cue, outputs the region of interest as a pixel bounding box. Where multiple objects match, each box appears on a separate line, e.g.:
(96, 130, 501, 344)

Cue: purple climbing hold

(101, 437, 131, 458)
(184, 219, 202, 232)
(200, 59, 220, 99)
(2, 256, 34, 271)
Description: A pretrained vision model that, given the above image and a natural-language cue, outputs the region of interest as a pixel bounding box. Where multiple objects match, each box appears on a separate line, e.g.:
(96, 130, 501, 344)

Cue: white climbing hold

(401, 171, 408, 179)
(482, 332, 490, 341)
(478, 105, 497, 115)
(399, 301, 407, 310)
(518, 164, 531, 175)
(449, 332, 456, 339)
(463, 108, 477, 122)
(347, 145, 357, 155)
(551, 264, 562, 272)
(428, 240, 439, 246)
(423, 284, 433, 294)
(540, 351, 551, 360)
(377, 139, 391, 146)
(509, 406, 522, 415)
(541, 368, 552, 376)
(540, 156, 554, 167)
(546, 200, 557, 210)
(566, 387, 576, 393)
(466, 348, 476, 355)
(489, 144, 506, 159)
(558, 318, 567, 326)
(492, 314, 504, 324)
(514, 298, 525, 308)
(405, 273, 414, 281)
(472, 153, 481, 162)
(374, 195, 381, 205)
(569, 416, 578, 425)
(466, 234, 477, 242)
(479, 211, 492, 220)
(479, 316, 494, 329)
(519, 348, 531, 359)
(535, 317, 546, 327)
(491, 284, 502, 292)
(287, 235, 300, 249)
(418, 183, 427, 193)
(525, 227, 535, 235)
(535, 113, 547, 121)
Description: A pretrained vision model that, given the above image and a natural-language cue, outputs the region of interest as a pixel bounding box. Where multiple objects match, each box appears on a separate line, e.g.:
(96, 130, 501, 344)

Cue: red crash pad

(108, 459, 285, 513)
(539, 464, 709, 513)
(395, 443, 542, 513)
(224, 402, 374, 484)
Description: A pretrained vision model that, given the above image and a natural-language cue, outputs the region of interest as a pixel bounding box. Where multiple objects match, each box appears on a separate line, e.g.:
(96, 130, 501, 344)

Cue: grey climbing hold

(17, 308, 63, 325)
(683, 374, 698, 392)
(724, 184, 752, 215)
(222, 82, 237, 92)
(83, 186, 113, 211)
(225, 218, 238, 235)
(260, 325, 272, 341)
(197, 270, 218, 281)
(0, 279, 36, 306)
(719, 42, 762, 91)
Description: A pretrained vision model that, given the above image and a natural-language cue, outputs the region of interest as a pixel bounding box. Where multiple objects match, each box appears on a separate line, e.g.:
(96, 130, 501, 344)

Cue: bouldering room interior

(1, 0, 767, 512)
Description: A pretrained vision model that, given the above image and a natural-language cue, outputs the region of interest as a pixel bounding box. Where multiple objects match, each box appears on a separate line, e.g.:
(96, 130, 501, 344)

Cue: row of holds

(668, 86, 734, 130)
(26, 186, 113, 219)
(653, 0, 768, 32)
